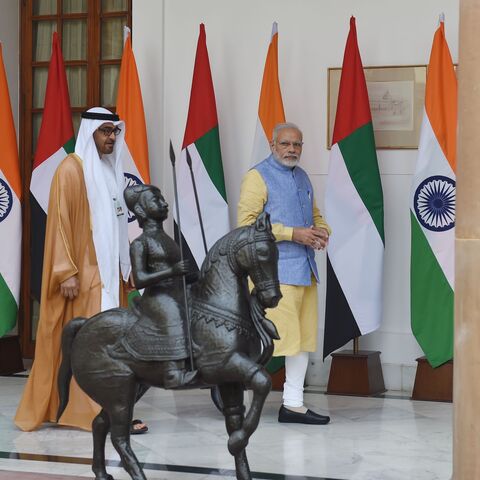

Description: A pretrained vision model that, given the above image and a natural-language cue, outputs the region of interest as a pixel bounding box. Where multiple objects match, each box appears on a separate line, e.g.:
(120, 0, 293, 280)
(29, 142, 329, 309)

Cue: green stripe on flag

(410, 212, 453, 367)
(338, 122, 384, 243)
(0, 273, 17, 337)
(194, 126, 227, 202)
(64, 136, 75, 154)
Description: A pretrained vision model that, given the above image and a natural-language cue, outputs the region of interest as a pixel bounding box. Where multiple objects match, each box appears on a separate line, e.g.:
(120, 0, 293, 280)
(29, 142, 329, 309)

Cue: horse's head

(234, 212, 281, 309)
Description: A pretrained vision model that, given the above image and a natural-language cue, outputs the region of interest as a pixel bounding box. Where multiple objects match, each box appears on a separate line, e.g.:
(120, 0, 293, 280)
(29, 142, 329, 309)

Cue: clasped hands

(292, 226, 329, 250)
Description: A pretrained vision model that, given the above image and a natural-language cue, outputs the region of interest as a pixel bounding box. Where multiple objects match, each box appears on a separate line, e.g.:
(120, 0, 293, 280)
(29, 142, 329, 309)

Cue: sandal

(130, 419, 148, 435)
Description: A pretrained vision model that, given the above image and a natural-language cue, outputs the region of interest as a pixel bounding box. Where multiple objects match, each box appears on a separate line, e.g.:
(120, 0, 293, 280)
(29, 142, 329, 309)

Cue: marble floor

(0, 374, 452, 480)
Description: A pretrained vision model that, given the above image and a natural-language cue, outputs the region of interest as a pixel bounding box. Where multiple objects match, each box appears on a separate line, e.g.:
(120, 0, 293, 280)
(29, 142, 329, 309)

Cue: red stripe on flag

(33, 32, 73, 169)
(182, 24, 218, 149)
(332, 17, 372, 145)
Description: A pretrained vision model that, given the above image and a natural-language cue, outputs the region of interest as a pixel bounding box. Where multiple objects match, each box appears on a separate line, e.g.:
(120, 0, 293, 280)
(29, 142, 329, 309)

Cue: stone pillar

(454, 0, 480, 477)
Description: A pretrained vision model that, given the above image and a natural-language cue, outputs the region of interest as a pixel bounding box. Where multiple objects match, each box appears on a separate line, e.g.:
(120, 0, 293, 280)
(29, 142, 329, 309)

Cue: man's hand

(60, 275, 80, 299)
(292, 226, 329, 250)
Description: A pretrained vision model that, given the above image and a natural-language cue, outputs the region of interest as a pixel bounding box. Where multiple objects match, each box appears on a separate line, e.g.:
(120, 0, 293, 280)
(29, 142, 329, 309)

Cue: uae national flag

(323, 17, 385, 359)
(0, 43, 22, 337)
(410, 19, 456, 368)
(30, 32, 74, 302)
(251, 22, 285, 166)
(175, 24, 229, 270)
(117, 27, 151, 241)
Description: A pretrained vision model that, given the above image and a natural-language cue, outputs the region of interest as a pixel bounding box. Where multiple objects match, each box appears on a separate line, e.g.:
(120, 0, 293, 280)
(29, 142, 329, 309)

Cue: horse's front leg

(218, 383, 251, 480)
(221, 354, 271, 456)
(241, 365, 271, 436)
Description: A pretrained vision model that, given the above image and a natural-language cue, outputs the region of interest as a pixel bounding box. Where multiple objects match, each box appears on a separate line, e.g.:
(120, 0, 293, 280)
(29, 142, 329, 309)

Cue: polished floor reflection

(1, 375, 452, 480)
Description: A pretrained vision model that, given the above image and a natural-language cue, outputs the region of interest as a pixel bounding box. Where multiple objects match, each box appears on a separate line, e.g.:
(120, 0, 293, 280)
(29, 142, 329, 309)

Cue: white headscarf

(75, 107, 131, 310)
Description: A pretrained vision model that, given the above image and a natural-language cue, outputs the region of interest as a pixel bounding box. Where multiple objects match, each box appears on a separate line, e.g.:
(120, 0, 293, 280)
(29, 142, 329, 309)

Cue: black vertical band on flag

(173, 221, 200, 273)
(323, 254, 361, 359)
(30, 194, 47, 303)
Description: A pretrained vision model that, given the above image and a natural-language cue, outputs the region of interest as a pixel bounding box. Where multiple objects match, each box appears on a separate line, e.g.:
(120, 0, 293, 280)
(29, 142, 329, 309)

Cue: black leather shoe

(278, 405, 330, 425)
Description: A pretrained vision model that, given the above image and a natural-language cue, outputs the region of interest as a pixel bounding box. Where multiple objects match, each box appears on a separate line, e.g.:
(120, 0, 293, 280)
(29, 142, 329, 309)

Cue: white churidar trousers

(283, 351, 309, 407)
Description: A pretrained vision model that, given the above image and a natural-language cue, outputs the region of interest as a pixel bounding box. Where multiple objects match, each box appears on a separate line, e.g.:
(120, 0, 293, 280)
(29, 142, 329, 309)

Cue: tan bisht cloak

(15, 154, 126, 431)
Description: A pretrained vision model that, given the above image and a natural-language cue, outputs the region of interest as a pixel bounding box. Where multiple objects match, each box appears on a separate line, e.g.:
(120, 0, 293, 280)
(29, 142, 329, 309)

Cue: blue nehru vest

(254, 154, 319, 286)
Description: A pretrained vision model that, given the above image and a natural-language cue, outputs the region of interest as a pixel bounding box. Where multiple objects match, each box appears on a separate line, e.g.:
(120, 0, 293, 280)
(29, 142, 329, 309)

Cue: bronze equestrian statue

(56, 184, 282, 480)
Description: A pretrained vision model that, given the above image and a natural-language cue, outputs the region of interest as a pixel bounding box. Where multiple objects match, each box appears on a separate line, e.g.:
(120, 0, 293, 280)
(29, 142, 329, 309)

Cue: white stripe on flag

(410, 111, 455, 289)
(176, 143, 229, 268)
(250, 117, 272, 166)
(30, 147, 68, 213)
(325, 144, 384, 334)
(0, 172, 21, 303)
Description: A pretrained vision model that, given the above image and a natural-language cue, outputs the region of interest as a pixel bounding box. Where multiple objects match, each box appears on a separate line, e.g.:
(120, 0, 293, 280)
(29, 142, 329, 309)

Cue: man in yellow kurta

(15, 107, 135, 432)
(238, 122, 331, 425)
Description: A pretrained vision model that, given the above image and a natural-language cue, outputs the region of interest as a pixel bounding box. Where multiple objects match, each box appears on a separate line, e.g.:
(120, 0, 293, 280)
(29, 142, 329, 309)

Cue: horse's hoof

(228, 430, 248, 455)
(95, 474, 114, 480)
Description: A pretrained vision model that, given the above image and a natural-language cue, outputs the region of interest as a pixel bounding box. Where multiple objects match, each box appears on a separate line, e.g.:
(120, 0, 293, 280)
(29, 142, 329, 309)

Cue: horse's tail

(56, 317, 87, 421)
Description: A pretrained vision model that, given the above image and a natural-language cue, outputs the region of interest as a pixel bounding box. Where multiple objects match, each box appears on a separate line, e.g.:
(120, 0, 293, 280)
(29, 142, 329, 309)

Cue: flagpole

(169, 140, 195, 371)
(353, 337, 359, 355)
(185, 147, 208, 255)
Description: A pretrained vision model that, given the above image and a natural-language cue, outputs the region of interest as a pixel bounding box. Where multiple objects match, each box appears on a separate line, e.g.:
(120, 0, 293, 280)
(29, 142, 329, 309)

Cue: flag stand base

(0, 335, 24, 375)
(411, 356, 452, 402)
(326, 350, 386, 396)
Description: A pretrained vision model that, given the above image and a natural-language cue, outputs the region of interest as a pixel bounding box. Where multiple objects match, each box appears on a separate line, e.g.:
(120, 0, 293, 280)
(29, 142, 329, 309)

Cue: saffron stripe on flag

(251, 22, 285, 166)
(0, 42, 21, 337)
(117, 28, 151, 242)
(410, 19, 456, 367)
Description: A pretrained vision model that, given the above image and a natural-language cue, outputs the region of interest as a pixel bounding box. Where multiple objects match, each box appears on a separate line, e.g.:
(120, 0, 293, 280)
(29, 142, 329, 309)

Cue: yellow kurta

(237, 168, 331, 355)
(15, 154, 126, 431)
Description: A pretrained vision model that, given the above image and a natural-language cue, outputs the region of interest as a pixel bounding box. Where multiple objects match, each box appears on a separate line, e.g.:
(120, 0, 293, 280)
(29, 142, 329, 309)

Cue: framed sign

(327, 65, 427, 149)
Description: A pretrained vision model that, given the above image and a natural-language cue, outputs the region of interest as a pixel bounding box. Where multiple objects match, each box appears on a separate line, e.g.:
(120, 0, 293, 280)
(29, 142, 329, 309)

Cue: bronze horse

(56, 186, 281, 480)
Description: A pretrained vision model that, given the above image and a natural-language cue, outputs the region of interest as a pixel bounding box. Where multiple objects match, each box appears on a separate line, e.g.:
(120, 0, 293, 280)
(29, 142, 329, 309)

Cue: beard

(272, 151, 300, 168)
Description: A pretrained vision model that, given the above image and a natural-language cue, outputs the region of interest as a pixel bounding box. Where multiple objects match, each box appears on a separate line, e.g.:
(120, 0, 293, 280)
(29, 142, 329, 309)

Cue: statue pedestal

(0, 335, 24, 375)
(411, 356, 452, 402)
(327, 350, 386, 396)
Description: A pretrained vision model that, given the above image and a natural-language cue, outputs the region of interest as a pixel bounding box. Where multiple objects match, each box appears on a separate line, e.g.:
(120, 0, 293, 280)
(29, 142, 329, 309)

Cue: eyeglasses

(276, 141, 303, 149)
(97, 126, 121, 137)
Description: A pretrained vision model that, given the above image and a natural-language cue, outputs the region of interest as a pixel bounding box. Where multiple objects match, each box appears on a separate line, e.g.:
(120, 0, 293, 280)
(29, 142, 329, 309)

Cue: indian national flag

(251, 22, 285, 166)
(176, 24, 229, 270)
(117, 27, 151, 241)
(0, 43, 22, 337)
(30, 32, 74, 303)
(410, 19, 456, 368)
(323, 17, 385, 359)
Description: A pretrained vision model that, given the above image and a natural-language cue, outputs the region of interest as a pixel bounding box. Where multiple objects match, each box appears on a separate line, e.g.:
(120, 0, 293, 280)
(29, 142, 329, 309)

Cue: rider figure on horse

(112, 184, 197, 389)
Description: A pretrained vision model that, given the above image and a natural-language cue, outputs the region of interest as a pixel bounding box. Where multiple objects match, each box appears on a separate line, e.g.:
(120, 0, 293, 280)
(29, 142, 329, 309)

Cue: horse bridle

(227, 226, 279, 294)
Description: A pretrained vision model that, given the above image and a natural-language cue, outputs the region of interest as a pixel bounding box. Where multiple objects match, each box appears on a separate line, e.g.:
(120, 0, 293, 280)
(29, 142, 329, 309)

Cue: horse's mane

(200, 225, 249, 277)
